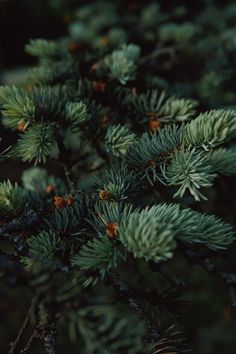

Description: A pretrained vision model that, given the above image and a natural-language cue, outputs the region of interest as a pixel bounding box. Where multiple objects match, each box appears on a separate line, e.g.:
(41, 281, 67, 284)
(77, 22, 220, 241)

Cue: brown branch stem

(139, 45, 182, 66)
(8, 314, 30, 354)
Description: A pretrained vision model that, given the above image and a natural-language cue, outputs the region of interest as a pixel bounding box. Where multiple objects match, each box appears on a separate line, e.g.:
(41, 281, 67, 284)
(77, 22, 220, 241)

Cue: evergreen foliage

(1, 1, 236, 353)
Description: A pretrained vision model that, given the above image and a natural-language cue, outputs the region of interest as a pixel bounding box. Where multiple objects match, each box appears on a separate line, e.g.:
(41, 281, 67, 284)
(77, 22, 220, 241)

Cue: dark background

(0, 0, 66, 71)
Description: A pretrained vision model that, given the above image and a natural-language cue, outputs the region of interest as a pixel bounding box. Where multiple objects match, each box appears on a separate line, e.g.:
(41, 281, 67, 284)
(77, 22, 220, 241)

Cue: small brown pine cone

(46, 184, 55, 194)
(106, 222, 118, 238)
(102, 114, 110, 127)
(99, 190, 112, 201)
(101, 36, 109, 46)
(149, 117, 162, 133)
(53, 196, 66, 209)
(90, 62, 101, 72)
(93, 81, 107, 92)
(65, 196, 75, 206)
(17, 121, 27, 133)
(68, 41, 81, 54)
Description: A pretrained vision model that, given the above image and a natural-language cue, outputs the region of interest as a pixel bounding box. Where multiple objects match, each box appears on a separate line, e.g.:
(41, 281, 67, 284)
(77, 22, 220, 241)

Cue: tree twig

(108, 271, 160, 344)
(62, 163, 76, 195)
(42, 313, 58, 354)
(20, 328, 39, 354)
(183, 249, 236, 311)
(9, 295, 40, 354)
(8, 314, 30, 354)
(0, 211, 41, 237)
(139, 45, 182, 67)
(19, 311, 59, 354)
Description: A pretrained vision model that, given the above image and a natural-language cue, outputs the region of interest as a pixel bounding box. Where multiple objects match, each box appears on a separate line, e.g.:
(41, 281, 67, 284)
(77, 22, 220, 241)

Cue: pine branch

(62, 163, 76, 195)
(42, 313, 59, 354)
(9, 295, 40, 354)
(139, 44, 181, 66)
(183, 248, 236, 311)
(8, 314, 30, 354)
(107, 271, 161, 344)
(20, 329, 39, 354)
(0, 211, 41, 237)
(1, 2, 236, 352)
(19, 310, 59, 354)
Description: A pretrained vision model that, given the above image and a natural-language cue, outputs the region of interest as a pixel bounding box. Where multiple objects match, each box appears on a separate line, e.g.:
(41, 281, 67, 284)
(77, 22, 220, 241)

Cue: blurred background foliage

(0, 1, 236, 353)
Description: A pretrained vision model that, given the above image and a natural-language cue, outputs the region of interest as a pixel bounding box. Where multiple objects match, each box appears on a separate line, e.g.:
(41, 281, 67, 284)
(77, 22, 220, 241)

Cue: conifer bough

(1, 1, 236, 353)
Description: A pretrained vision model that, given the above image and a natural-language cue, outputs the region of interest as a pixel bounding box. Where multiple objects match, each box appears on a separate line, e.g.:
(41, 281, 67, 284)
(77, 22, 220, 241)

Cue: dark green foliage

(0, 180, 26, 218)
(1, 1, 236, 353)
(28, 231, 59, 259)
(16, 124, 58, 164)
(67, 303, 146, 353)
(72, 236, 121, 278)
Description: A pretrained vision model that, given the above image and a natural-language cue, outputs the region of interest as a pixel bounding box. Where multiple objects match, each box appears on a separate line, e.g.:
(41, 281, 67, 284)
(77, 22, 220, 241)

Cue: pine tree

(1, 1, 236, 353)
